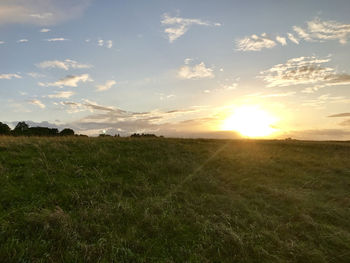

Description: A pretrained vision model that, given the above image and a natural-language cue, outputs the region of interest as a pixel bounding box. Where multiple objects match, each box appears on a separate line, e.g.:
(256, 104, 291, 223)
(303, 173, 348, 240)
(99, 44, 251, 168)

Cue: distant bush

(29, 127, 59, 137)
(130, 133, 157, 138)
(99, 134, 111, 137)
(60, 128, 75, 136)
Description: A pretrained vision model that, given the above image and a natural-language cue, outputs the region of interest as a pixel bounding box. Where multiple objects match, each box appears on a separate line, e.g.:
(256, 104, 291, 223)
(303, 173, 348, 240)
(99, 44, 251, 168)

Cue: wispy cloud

(328, 113, 350, 117)
(37, 59, 92, 70)
(29, 12, 53, 20)
(0, 0, 91, 26)
(0, 41, 4, 44)
(17, 39, 28, 43)
(236, 33, 276, 51)
(48, 91, 75, 99)
(27, 72, 45, 78)
(178, 60, 214, 79)
(260, 92, 296, 98)
(287, 33, 299, 44)
(260, 56, 350, 88)
(294, 17, 350, 44)
(0, 73, 22, 80)
(301, 85, 325, 94)
(96, 80, 116, 91)
(302, 94, 349, 108)
(29, 99, 46, 109)
(161, 13, 220, 43)
(45, 38, 69, 42)
(40, 28, 51, 33)
(41, 74, 93, 88)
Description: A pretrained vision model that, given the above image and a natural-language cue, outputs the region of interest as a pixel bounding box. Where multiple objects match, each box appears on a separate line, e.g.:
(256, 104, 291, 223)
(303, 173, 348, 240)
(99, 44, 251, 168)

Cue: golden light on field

(221, 106, 278, 138)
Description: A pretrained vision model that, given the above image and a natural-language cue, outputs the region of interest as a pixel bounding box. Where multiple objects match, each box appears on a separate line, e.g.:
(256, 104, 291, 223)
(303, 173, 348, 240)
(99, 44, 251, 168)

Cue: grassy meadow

(0, 136, 349, 262)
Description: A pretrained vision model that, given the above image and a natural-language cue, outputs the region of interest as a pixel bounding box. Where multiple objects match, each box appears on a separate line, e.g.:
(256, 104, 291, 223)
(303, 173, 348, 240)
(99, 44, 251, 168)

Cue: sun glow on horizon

(221, 105, 278, 138)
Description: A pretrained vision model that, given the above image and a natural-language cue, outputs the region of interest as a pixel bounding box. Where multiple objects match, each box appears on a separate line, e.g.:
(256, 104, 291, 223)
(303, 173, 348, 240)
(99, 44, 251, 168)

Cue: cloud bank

(260, 56, 350, 88)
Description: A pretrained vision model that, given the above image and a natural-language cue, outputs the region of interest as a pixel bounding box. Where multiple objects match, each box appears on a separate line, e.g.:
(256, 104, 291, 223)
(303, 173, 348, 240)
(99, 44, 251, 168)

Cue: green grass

(0, 136, 349, 262)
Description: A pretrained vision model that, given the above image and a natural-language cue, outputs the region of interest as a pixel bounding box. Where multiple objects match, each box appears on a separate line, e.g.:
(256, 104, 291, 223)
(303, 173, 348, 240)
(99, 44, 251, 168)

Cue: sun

(221, 106, 278, 138)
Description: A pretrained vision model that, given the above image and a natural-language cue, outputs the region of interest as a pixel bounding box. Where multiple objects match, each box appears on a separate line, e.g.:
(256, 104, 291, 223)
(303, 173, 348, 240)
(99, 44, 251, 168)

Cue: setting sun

(221, 106, 278, 138)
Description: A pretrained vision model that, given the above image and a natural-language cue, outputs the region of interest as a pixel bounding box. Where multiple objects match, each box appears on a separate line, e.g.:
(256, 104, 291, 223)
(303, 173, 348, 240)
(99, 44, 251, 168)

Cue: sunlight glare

(221, 106, 277, 138)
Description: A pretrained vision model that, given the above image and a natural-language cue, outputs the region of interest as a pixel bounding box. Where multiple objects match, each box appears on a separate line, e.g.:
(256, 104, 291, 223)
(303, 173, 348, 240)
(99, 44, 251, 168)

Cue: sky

(0, 0, 350, 139)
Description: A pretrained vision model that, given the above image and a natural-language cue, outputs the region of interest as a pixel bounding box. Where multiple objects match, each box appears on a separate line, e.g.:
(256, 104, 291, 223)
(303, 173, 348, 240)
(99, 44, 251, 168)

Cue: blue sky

(1, 0, 350, 139)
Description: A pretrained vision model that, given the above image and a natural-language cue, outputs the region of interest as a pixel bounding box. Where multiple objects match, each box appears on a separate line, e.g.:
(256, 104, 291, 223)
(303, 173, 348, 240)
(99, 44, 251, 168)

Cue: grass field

(0, 136, 349, 262)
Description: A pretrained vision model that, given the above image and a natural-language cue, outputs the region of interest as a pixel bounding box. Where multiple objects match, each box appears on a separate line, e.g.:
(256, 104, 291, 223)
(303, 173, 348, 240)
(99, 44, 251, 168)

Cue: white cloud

(0, 41, 4, 44)
(236, 33, 276, 51)
(276, 36, 287, 46)
(0, 0, 91, 26)
(294, 17, 350, 44)
(161, 13, 220, 43)
(107, 40, 113, 49)
(287, 33, 299, 44)
(40, 28, 51, 33)
(260, 56, 350, 88)
(29, 99, 46, 109)
(48, 91, 75, 98)
(96, 80, 116, 91)
(178, 60, 214, 79)
(17, 39, 28, 43)
(46, 38, 68, 42)
(0, 73, 22, 80)
(37, 59, 92, 70)
(43, 74, 93, 88)
(98, 39, 104, 46)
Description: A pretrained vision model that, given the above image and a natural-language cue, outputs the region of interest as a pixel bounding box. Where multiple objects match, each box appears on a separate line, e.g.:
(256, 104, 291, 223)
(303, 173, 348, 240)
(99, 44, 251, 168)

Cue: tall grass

(0, 137, 349, 262)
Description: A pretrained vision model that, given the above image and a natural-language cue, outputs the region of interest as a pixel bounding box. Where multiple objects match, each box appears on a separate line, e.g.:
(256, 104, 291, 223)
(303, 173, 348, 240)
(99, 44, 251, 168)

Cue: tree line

(0, 121, 75, 136)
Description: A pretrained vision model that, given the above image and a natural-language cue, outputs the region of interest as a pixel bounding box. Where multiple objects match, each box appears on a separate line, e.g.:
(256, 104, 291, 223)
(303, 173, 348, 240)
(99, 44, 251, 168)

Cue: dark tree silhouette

(28, 127, 59, 136)
(60, 128, 75, 136)
(130, 133, 157, 138)
(0, 122, 11, 135)
(12, 122, 29, 135)
(1, 121, 78, 137)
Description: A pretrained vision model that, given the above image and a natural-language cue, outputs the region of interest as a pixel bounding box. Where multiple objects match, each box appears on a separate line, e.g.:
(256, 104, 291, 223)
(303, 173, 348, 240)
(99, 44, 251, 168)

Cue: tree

(59, 128, 75, 136)
(12, 122, 29, 135)
(0, 122, 11, 135)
